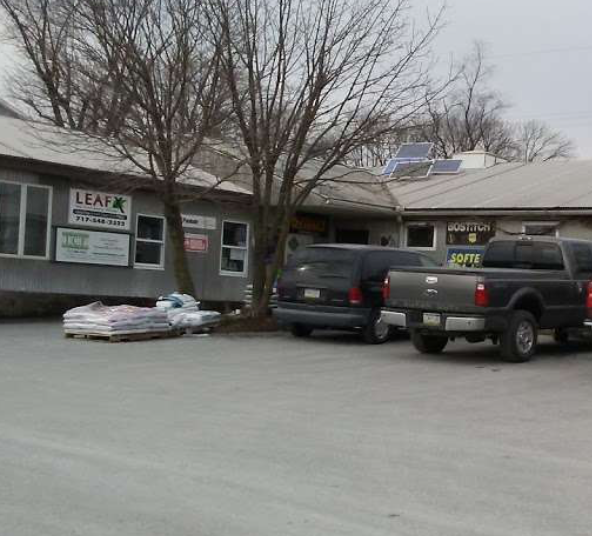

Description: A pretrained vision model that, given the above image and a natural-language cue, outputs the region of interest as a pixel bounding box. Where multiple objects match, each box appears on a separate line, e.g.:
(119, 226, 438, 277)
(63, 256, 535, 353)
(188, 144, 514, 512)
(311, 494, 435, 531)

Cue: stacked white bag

(156, 293, 221, 330)
(63, 302, 170, 336)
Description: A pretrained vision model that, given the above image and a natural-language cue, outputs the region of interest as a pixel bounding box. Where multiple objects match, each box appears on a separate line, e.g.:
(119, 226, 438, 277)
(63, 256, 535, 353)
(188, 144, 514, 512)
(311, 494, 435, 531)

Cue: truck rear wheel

(500, 311, 538, 363)
(411, 331, 448, 354)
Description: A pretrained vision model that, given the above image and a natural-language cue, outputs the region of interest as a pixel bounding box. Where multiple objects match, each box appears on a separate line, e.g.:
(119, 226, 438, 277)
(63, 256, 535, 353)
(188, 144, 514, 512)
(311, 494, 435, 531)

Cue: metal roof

(386, 160, 592, 212)
(0, 115, 251, 195)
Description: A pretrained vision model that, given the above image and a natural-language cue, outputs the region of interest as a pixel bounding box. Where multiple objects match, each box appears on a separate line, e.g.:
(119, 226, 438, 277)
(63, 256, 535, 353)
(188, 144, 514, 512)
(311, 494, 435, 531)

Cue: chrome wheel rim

(374, 317, 390, 340)
(516, 321, 535, 354)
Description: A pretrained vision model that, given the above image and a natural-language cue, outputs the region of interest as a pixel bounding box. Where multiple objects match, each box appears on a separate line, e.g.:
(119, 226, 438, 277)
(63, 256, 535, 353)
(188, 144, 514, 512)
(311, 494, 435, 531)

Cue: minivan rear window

(286, 248, 357, 278)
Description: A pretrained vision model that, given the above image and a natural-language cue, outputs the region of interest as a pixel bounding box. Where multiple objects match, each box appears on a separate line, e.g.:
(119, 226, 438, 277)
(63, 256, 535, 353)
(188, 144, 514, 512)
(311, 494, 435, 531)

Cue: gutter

(401, 207, 592, 217)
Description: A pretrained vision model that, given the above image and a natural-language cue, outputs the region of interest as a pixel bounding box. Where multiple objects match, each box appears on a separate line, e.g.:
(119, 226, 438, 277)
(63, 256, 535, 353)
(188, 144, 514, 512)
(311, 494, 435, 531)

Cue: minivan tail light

(348, 287, 363, 306)
(475, 283, 489, 307)
(586, 282, 592, 314)
(382, 276, 390, 302)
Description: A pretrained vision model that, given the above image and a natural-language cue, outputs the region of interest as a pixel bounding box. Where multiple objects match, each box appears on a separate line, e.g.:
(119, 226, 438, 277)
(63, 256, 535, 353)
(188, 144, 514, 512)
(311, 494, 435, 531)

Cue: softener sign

(69, 189, 132, 230)
(447, 247, 485, 268)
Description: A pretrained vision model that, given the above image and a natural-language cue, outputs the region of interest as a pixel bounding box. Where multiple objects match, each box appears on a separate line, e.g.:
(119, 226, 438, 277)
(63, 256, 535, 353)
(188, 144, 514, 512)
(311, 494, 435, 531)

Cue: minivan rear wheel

(290, 323, 313, 338)
(363, 310, 392, 344)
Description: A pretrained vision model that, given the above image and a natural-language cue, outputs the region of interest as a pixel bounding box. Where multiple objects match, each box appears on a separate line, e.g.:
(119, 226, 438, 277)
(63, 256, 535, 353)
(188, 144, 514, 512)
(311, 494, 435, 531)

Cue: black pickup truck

(381, 237, 592, 362)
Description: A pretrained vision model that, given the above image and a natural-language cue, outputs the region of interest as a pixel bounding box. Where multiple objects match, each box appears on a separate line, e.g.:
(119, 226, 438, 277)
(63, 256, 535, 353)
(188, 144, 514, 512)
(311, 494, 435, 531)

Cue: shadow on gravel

(299, 329, 592, 365)
(413, 338, 592, 367)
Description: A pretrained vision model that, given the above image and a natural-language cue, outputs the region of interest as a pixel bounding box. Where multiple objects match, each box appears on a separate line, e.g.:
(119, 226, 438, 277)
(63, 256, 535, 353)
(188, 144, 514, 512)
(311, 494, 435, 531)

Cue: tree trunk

(250, 219, 268, 315)
(251, 217, 291, 318)
(163, 198, 196, 296)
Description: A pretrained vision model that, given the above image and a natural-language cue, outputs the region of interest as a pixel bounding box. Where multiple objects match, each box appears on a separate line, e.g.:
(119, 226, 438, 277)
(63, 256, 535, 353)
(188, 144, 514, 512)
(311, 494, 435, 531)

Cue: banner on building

(69, 189, 132, 230)
(182, 214, 217, 230)
(447, 247, 485, 268)
(290, 213, 328, 235)
(446, 221, 496, 246)
(55, 227, 130, 266)
(184, 233, 209, 253)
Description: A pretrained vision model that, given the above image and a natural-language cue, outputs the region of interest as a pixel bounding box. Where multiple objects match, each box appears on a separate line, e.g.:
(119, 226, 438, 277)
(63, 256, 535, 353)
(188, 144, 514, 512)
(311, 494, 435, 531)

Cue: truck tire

(500, 311, 538, 363)
(411, 331, 448, 354)
(363, 310, 392, 344)
(290, 324, 313, 338)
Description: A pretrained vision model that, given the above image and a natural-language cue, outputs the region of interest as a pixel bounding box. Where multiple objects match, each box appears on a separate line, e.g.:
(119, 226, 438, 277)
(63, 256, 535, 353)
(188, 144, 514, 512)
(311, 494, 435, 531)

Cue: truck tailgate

(387, 268, 481, 313)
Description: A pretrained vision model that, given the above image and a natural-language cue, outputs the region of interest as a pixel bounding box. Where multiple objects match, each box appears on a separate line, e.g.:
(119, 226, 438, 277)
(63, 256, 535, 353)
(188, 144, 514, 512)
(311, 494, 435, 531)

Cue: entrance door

(335, 228, 369, 245)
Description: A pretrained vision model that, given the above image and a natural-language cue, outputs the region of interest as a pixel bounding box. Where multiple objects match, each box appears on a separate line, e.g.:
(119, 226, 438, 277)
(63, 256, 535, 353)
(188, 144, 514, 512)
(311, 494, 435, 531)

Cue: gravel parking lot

(2, 320, 592, 536)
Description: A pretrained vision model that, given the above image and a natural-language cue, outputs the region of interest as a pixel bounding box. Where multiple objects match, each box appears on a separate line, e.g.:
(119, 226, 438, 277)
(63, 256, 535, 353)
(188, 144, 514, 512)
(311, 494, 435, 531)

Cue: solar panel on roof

(431, 159, 463, 174)
(393, 142, 433, 161)
(382, 159, 398, 175)
(390, 161, 432, 179)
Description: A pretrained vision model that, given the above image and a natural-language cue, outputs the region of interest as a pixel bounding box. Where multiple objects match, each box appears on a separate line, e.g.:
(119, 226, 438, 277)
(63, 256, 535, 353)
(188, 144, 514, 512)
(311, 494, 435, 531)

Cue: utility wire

(491, 45, 592, 59)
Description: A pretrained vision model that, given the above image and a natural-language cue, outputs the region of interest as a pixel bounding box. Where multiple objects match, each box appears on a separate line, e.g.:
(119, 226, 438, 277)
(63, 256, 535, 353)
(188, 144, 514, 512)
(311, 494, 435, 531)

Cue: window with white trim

(522, 222, 559, 237)
(220, 221, 248, 276)
(405, 223, 436, 250)
(0, 181, 52, 258)
(134, 214, 166, 269)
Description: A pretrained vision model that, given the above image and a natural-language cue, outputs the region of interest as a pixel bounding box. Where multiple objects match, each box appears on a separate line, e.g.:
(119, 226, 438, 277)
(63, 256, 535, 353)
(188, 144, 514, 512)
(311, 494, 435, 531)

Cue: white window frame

(220, 219, 249, 277)
(0, 179, 53, 260)
(522, 221, 560, 238)
(134, 213, 166, 270)
(404, 223, 437, 251)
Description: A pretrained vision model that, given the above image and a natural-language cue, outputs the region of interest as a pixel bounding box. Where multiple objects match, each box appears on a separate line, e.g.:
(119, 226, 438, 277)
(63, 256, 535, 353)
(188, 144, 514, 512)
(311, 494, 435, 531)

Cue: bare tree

(414, 42, 516, 159)
(1, 0, 229, 295)
(514, 120, 575, 162)
(205, 0, 444, 315)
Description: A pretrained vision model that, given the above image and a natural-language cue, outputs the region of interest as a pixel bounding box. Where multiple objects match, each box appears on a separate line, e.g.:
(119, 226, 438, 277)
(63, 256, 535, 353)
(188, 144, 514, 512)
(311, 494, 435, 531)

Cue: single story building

(3, 104, 592, 316)
(0, 112, 394, 315)
(384, 156, 592, 266)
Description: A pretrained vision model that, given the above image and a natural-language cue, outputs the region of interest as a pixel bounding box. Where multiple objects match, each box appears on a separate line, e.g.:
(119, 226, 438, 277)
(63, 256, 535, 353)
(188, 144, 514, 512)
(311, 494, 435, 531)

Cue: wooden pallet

(64, 329, 180, 343)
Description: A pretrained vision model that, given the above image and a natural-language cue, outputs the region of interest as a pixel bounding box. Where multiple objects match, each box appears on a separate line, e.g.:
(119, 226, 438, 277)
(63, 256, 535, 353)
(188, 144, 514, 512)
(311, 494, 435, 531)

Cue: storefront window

(221, 221, 249, 276)
(406, 224, 436, 250)
(135, 214, 165, 268)
(0, 181, 51, 258)
(522, 222, 559, 237)
(24, 186, 50, 257)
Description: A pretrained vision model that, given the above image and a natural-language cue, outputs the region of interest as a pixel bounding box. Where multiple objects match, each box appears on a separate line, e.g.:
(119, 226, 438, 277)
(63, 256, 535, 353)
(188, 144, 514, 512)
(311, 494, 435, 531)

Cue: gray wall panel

(0, 168, 253, 302)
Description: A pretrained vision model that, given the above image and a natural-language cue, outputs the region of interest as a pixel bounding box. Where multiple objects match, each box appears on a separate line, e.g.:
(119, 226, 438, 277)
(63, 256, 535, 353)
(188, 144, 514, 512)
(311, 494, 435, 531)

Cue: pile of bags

(156, 293, 221, 330)
(63, 302, 170, 336)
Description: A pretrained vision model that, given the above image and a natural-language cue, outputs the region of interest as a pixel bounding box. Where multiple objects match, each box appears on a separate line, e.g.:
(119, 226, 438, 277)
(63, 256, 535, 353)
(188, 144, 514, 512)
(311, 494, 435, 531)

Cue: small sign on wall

(447, 247, 485, 268)
(182, 214, 217, 230)
(184, 233, 209, 253)
(55, 227, 130, 266)
(69, 189, 132, 230)
(446, 221, 496, 246)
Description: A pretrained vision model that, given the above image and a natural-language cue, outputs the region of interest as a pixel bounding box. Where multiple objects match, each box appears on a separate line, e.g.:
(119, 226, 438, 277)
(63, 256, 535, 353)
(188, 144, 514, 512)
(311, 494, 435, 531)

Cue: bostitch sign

(69, 189, 132, 230)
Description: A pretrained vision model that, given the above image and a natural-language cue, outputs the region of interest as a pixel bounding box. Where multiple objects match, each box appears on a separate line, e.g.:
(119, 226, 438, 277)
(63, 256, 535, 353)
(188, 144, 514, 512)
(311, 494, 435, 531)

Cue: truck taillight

(586, 282, 592, 313)
(475, 283, 489, 307)
(348, 287, 363, 306)
(382, 276, 390, 302)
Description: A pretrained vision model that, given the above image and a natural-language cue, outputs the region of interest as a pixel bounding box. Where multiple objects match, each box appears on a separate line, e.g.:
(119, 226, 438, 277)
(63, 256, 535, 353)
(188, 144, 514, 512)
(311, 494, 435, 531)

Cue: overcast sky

(1, 0, 591, 157)
(416, 0, 592, 157)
